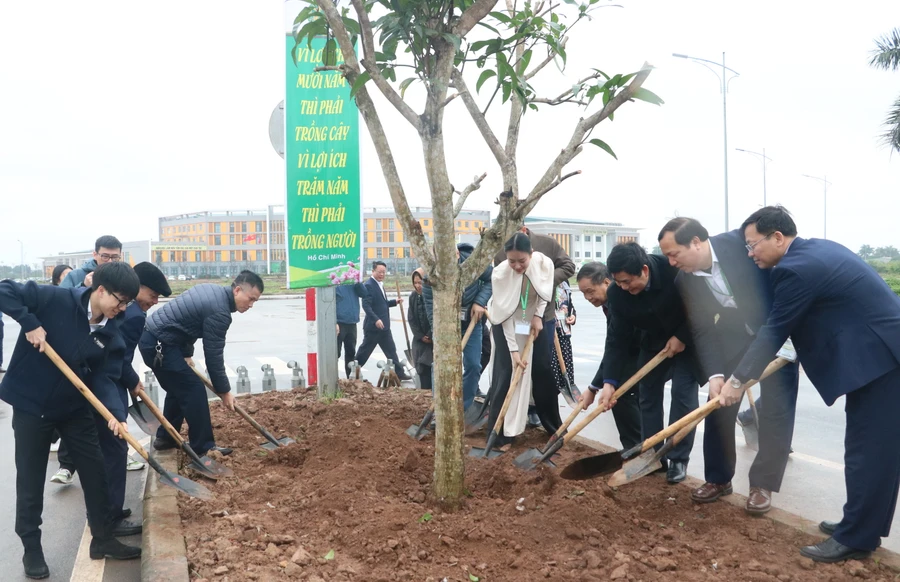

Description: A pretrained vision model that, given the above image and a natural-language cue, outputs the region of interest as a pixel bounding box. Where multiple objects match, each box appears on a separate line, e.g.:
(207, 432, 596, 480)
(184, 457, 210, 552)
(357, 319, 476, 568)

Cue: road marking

(788, 451, 844, 471)
(256, 357, 291, 376)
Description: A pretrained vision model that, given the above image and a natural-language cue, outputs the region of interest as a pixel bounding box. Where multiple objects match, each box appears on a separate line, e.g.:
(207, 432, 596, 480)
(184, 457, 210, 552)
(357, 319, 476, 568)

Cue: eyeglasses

(745, 233, 773, 253)
(98, 254, 121, 262)
(109, 291, 134, 309)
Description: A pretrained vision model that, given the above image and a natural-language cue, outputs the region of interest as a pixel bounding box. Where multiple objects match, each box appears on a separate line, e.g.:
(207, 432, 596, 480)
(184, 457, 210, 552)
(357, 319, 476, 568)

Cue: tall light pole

(16, 240, 24, 281)
(801, 174, 831, 240)
(673, 52, 740, 230)
(736, 148, 772, 206)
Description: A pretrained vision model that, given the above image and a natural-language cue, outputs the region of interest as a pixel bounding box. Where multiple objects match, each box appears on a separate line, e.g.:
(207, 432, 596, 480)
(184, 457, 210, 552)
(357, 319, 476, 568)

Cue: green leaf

(322, 38, 338, 67)
(324, 549, 335, 560)
(418, 512, 433, 523)
(589, 138, 617, 160)
(349, 71, 371, 98)
(678, 521, 684, 527)
(469, 574, 480, 582)
(399, 77, 416, 99)
(631, 87, 665, 106)
(476, 69, 496, 93)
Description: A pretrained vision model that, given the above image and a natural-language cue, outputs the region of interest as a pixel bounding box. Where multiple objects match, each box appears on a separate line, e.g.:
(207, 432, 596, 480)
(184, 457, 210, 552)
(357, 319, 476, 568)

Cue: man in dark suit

(576, 262, 642, 450)
(658, 217, 799, 514)
(724, 206, 900, 562)
(356, 260, 411, 381)
(592, 242, 701, 484)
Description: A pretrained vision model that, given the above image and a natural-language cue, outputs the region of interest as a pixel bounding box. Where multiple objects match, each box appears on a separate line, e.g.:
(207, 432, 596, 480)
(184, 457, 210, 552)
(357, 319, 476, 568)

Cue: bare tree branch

(313, 65, 343, 72)
(453, 172, 487, 216)
(455, 0, 501, 37)
(530, 97, 589, 107)
(523, 41, 564, 80)
(450, 68, 509, 168)
(440, 92, 460, 108)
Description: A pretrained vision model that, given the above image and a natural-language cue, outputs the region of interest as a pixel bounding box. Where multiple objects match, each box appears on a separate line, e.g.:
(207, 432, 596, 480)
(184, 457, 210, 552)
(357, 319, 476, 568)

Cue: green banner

(285, 36, 362, 288)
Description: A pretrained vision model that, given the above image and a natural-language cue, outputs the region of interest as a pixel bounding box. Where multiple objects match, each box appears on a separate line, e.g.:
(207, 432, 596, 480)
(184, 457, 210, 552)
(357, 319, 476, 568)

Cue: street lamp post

(673, 52, 741, 230)
(16, 240, 24, 281)
(735, 148, 772, 206)
(801, 174, 831, 240)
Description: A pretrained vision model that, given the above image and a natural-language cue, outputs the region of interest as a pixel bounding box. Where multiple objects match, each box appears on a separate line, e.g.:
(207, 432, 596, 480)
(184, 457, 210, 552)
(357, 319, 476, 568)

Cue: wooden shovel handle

(134, 387, 185, 446)
(396, 280, 411, 350)
(189, 364, 277, 439)
(553, 331, 569, 376)
(561, 349, 669, 446)
(636, 356, 790, 454)
(550, 399, 585, 441)
(460, 317, 478, 349)
(43, 343, 150, 462)
(489, 332, 537, 435)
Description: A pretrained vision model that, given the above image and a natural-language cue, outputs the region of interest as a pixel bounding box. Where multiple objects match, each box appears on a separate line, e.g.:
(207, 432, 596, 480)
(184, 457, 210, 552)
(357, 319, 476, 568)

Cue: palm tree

(870, 29, 900, 152)
(859, 244, 874, 260)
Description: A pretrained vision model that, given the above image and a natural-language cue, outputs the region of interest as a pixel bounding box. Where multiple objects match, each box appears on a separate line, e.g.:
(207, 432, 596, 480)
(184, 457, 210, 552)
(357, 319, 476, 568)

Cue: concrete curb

(141, 449, 191, 582)
(574, 435, 900, 571)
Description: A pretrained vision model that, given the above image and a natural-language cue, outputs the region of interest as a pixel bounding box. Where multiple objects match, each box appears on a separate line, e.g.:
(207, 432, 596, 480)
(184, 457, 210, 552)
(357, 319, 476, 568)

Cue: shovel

(561, 356, 792, 481)
(134, 387, 233, 480)
(513, 399, 585, 470)
(127, 395, 160, 436)
(469, 331, 536, 459)
(739, 385, 761, 450)
(43, 343, 213, 500)
(519, 349, 669, 471)
(190, 366, 295, 450)
(553, 331, 581, 408)
(405, 318, 480, 440)
(396, 281, 414, 367)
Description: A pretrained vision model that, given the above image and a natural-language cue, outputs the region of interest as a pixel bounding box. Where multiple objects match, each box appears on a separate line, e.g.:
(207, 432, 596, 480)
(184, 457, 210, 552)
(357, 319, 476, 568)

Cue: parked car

(177, 274, 187, 281)
(167, 275, 175, 281)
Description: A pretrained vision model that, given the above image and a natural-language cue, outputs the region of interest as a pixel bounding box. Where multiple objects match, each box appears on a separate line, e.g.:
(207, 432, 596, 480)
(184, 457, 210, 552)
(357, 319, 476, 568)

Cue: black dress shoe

(818, 522, 881, 547)
(526, 412, 542, 428)
(118, 508, 132, 520)
(89, 538, 142, 560)
(800, 536, 870, 563)
(397, 373, 413, 381)
(152, 437, 177, 451)
(112, 518, 143, 537)
(666, 460, 688, 484)
(23, 550, 49, 579)
(209, 445, 233, 456)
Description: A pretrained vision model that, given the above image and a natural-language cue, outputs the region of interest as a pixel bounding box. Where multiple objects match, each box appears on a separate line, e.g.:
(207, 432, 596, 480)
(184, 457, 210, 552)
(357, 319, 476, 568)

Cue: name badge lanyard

(520, 279, 531, 322)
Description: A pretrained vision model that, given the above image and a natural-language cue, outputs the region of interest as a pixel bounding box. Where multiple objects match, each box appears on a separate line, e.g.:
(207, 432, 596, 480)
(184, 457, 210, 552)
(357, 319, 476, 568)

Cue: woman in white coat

(485, 232, 555, 448)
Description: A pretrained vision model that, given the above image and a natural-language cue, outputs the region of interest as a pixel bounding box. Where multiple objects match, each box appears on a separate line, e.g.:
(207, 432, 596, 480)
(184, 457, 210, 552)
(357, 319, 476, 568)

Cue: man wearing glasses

(60, 235, 124, 289)
(724, 205, 900, 563)
(657, 217, 799, 515)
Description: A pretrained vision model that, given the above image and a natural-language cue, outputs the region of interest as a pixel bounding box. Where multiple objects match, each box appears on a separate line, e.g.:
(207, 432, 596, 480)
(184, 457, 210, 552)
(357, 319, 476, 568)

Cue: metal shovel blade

(559, 380, 582, 409)
(188, 456, 234, 480)
(405, 425, 431, 440)
(468, 446, 505, 459)
(261, 437, 296, 451)
(560, 451, 625, 480)
(128, 402, 160, 435)
(146, 454, 213, 500)
(512, 447, 557, 470)
(464, 396, 489, 434)
(607, 449, 664, 487)
(740, 421, 760, 451)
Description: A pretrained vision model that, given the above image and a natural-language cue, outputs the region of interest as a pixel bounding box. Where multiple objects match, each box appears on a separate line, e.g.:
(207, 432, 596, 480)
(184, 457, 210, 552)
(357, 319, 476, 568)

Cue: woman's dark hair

(504, 232, 532, 254)
(411, 271, 423, 285)
(607, 242, 649, 276)
(657, 217, 709, 245)
(576, 262, 610, 285)
(92, 262, 140, 299)
(741, 205, 798, 237)
(51, 264, 72, 286)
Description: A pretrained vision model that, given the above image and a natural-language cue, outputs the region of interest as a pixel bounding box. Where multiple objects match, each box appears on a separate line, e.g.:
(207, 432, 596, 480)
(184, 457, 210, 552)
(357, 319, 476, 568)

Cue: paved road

(0, 292, 892, 580)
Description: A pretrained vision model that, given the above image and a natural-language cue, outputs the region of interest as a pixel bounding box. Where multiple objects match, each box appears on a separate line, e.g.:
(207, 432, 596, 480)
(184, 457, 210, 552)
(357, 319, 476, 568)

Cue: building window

(230, 251, 237, 261)
(574, 235, 580, 242)
(575, 251, 580, 258)
(464, 221, 469, 228)
(423, 219, 429, 227)
(596, 252, 602, 259)
(595, 235, 602, 242)
(229, 222, 235, 233)
(214, 236, 221, 246)
(388, 231, 395, 242)
(241, 251, 248, 261)
(230, 235, 236, 245)
(375, 248, 383, 258)
(255, 221, 264, 232)
(376, 231, 383, 242)
(241, 223, 247, 233)
(213, 223, 220, 233)
(388, 247, 395, 258)
(388, 219, 395, 230)
(584, 251, 591, 258)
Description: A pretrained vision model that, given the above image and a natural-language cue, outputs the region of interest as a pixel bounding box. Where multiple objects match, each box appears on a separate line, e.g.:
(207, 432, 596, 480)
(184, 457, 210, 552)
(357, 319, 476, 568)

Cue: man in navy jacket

(724, 206, 900, 562)
(0, 262, 143, 579)
(658, 217, 799, 515)
(356, 261, 410, 380)
(335, 279, 369, 378)
(140, 270, 263, 456)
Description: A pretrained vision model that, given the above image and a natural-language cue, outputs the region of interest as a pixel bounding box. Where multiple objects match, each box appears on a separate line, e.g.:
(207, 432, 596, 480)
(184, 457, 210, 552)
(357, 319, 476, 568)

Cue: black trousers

(833, 365, 900, 551)
(638, 350, 699, 464)
(487, 320, 562, 443)
(12, 407, 112, 551)
(139, 334, 216, 455)
(355, 327, 405, 376)
(703, 354, 798, 491)
(336, 323, 358, 378)
(610, 386, 643, 451)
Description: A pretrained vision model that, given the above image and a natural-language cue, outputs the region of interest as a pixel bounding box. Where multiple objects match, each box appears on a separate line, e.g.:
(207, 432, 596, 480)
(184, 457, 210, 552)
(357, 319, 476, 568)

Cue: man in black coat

(592, 242, 701, 484)
(355, 261, 410, 380)
(140, 270, 263, 456)
(658, 217, 799, 514)
(576, 262, 642, 450)
(0, 262, 143, 579)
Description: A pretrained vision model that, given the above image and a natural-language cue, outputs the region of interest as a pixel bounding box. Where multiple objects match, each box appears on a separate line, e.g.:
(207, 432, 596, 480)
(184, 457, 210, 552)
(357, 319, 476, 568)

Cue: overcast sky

(2, 1, 898, 267)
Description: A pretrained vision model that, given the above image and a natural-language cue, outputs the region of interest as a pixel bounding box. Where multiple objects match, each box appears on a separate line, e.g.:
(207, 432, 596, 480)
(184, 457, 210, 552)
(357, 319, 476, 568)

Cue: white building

(523, 217, 641, 264)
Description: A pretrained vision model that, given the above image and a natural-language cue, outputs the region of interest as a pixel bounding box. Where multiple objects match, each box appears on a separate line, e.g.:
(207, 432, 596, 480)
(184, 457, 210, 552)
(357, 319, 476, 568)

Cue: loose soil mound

(177, 381, 894, 581)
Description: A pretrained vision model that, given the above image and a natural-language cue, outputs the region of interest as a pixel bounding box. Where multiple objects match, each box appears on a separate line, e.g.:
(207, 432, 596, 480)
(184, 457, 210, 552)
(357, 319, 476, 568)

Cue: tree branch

(455, 0, 500, 37)
(450, 68, 509, 168)
(530, 97, 589, 107)
(516, 62, 654, 217)
(453, 172, 487, 216)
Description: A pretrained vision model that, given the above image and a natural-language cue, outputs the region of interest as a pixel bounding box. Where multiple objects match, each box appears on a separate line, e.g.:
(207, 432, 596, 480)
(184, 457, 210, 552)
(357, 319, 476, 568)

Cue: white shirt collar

(689, 241, 717, 278)
(86, 303, 108, 330)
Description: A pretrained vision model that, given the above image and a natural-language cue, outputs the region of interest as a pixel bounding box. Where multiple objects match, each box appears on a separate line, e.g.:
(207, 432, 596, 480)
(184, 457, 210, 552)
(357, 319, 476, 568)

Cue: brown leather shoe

(746, 487, 772, 514)
(691, 481, 733, 503)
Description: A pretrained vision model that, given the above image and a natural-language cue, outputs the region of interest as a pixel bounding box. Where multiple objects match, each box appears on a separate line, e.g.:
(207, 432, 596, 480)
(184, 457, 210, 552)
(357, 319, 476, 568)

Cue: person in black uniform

(576, 262, 642, 450)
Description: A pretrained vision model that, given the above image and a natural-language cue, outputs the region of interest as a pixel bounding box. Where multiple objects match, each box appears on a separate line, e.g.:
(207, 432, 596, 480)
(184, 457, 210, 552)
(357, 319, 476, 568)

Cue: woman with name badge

(485, 232, 554, 449)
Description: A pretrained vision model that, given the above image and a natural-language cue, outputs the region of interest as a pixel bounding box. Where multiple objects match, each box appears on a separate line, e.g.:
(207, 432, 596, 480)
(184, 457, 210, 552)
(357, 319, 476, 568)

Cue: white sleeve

(501, 317, 519, 352)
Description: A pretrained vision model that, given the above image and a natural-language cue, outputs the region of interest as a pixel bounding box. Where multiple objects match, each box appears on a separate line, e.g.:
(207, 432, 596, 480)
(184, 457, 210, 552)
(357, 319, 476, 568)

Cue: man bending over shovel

(139, 270, 263, 457)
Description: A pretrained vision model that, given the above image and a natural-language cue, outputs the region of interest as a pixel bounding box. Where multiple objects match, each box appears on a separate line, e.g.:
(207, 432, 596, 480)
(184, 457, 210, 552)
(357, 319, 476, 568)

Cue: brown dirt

(175, 380, 895, 582)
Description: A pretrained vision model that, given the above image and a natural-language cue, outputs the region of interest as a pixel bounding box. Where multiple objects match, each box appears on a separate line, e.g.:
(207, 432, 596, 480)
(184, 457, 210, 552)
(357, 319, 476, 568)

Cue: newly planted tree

(292, 0, 661, 506)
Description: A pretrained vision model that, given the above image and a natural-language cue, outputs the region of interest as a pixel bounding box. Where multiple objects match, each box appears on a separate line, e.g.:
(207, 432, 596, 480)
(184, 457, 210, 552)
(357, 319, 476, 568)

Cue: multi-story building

(40, 240, 152, 278)
(523, 216, 641, 264)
